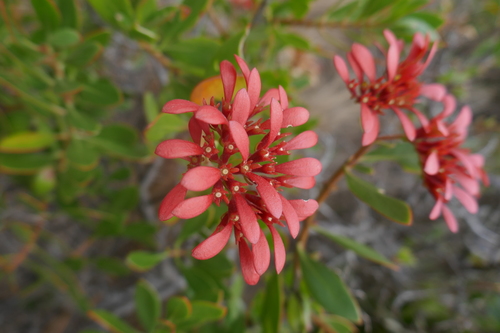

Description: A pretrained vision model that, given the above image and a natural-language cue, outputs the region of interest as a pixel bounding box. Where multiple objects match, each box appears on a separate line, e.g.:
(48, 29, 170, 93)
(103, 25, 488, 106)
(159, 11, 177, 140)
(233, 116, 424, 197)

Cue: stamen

(215, 192, 222, 198)
(362, 97, 369, 103)
(205, 147, 212, 153)
(222, 168, 229, 175)
(233, 186, 239, 192)
(228, 144, 234, 150)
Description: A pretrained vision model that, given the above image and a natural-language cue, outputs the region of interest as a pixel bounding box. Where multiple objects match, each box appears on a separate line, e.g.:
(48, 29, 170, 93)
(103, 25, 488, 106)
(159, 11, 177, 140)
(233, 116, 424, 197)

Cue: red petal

(172, 195, 212, 219)
(231, 89, 251, 125)
(275, 157, 322, 177)
(220, 60, 236, 102)
(420, 84, 446, 101)
(392, 107, 416, 141)
(289, 199, 318, 221)
(195, 105, 228, 125)
(239, 241, 260, 285)
(441, 94, 456, 118)
(162, 99, 199, 114)
(247, 68, 261, 111)
(280, 195, 300, 238)
(192, 222, 233, 259)
(267, 98, 283, 146)
(361, 104, 376, 133)
(155, 139, 203, 159)
(181, 166, 221, 191)
(387, 43, 400, 81)
(352, 43, 376, 82)
(252, 229, 270, 275)
(384, 29, 398, 48)
(234, 55, 250, 81)
(361, 116, 380, 146)
(442, 205, 458, 233)
(281, 131, 318, 151)
(259, 88, 279, 107)
(158, 184, 187, 221)
(188, 117, 204, 144)
(451, 106, 472, 132)
(282, 107, 309, 128)
(282, 176, 316, 189)
(453, 186, 478, 213)
(268, 225, 286, 274)
(234, 194, 260, 244)
(229, 121, 250, 160)
(333, 55, 350, 83)
(429, 198, 443, 220)
(424, 151, 440, 175)
(247, 173, 282, 219)
(409, 107, 429, 130)
(279, 86, 289, 110)
(422, 41, 438, 72)
(347, 52, 363, 81)
(456, 173, 479, 196)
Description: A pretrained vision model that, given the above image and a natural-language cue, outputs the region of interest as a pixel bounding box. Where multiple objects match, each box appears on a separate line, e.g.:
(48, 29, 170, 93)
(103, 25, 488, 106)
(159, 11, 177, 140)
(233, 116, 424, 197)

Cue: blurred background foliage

(0, 0, 499, 332)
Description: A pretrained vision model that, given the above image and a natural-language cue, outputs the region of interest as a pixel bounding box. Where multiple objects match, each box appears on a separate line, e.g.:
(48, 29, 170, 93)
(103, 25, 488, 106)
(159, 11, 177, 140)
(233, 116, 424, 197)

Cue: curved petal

(239, 241, 260, 285)
(347, 52, 363, 82)
(429, 198, 443, 220)
(289, 199, 319, 221)
(424, 150, 440, 175)
(188, 117, 205, 144)
(268, 225, 286, 274)
(278, 86, 289, 110)
(361, 103, 376, 133)
(192, 222, 233, 259)
(231, 89, 251, 125)
(453, 186, 478, 213)
(282, 176, 316, 189)
(158, 184, 187, 221)
(352, 43, 376, 82)
(420, 84, 446, 102)
(267, 98, 283, 147)
(387, 44, 400, 81)
(451, 106, 472, 133)
(392, 107, 416, 141)
(275, 157, 322, 177)
(247, 173, 282, 219)
(155, 139, 203, 159)
(181, 166, 221, 191)
(281, 131, 318, 151)
(195, 105, 228, 125)
(162, 99, 199, 114)
(234, 55, 250, 81)
(361, 116, 380, 146)
(229, 121, 250, 160)
(220, 60, 237, 102)
(282, 107, 310, 128)
(247, 68, 261, 111)
(234, 194, 260, 244)
(442, 205, 458, 233)
(252, 229, 270, 275)
(383, 29, 398, 48)
(172, 195, 213, 219)
(259, 88, 279, 107)
(455, 173, 480, 196)
(441, 94, 456, 118)
(409, 107, 429, 130)
(333, 55, 350, 83)
(280, 195, 299, 238)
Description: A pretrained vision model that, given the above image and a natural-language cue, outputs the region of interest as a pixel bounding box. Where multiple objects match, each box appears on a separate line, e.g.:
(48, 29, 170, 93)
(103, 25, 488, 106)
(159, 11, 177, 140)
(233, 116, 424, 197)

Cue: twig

(206, 0, 227, 37)
(138, 42, 180, 75)
(274, 18, 378, 29)
(5, 220, 44, 273)
(0, 0, 15, 40)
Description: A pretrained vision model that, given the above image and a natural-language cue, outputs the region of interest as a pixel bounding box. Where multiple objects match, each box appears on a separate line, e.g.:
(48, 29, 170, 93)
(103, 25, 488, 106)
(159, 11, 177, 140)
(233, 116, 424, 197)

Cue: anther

(222, 168, 229, 175)
(215, 192, 222, 198)
(362, 97, 369, 103)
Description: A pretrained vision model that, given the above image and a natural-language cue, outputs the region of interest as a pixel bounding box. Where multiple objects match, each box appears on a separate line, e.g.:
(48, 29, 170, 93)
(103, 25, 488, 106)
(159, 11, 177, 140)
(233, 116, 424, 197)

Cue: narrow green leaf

(87, 0, 134, 30)
(135, 0, 158, 23)
(145, 113, 188, 143)
(143, 92, 159, 124)
(126, 250, 168, 271)
(275, 30, 310, 50)
(89, 124, 148, 160)
(298, 248, 361, 323)
(129, 24, 158, 41)
(47, 28, 81, 48)
(175, 301, 227, 330)
(85, 30, 112, 46)
(109, 186, 139, 211)
(0, 152, 53, 175)
(66, 42, 102, 67)
(31, 0, 61, 32)
(359, 0, 393, 19)
(345, 171, 413, 225)
(80, 79, 122, 106)
(94, 257, 130, 277)
(166, 296, 192, 322)
(88, 309, 139, 333)
(261, 274, 282, 333)
(57, 0, 79, 28)
(135, 279, 161, 332)
(361, 141, 420, 173)
(314, 226, 398, 270)
(66, 139, 99, 170)
(322, 314, 358, 333)
(68, 109, 102, 134)
(289, 0, 313, 19)
(0, 132, 54, 153)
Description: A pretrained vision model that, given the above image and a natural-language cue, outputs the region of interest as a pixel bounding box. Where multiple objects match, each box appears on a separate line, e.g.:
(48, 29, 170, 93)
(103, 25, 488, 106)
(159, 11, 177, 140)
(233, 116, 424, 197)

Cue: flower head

(414, 94, 488, 232)
(156, 56, 321, 284)
(334, 30, 443, 145)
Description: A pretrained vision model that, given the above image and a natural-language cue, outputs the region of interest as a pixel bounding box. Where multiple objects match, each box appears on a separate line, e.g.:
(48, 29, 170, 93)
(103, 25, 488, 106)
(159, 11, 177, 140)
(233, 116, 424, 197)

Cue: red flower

(156, 56, 321, 284)
(414, 93, 488, 232)
(334, 30, 444, 145)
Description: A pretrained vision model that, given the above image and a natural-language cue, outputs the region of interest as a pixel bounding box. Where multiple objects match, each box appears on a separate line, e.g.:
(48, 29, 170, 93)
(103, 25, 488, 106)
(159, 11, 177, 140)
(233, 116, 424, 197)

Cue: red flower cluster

(334, 30, 444, 146)
(156, 56, 321, 284)
(414, 94, 489, 232)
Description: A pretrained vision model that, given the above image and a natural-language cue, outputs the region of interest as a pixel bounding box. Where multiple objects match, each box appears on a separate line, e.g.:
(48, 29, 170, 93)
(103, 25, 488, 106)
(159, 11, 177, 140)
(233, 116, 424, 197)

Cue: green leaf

(164, 37, 220, 75)
(395, 12, 442, 40)
(182, 266, 220, 302)
(135, 0, 158, 23)
(80, 79, 122, 106)
(66, 139, 99, 170)
(31, 0, 61, 32)
(289, 0, 313, 18)
(129, 24, 158, 41)
(94, 257, 130, 276)
(212, 29, 248, 66)
(361, 141, 420, 173)
(47, 28, 81, 48)
(298, 248, 361, 323)
(145, 113, 188, 143)
(57, 0, 79, 29)
(32, 167, 56, 195)
(166, 296, 192, 322)
(327, 2, 358, 21)
(345, 171, 413, 225)
(359, 0, 393, 19)
(89, 124, 148, 160)
(88, 309, 139, 333)
(109, 186, 139, 211)
(135, 279, 161, 332)
(322, 314, 358, 333)
(261, 274, 282, 333)
(275, 30, 310, 50)
(175, 301, 227, 330)
(0, 132, 55, 153)
(66, 42, 102, 67)
(85, 30, 112, 46)
(87, 0, 134, 30)
(0, 152, 52, 175)
(68, 109, 102, 134)
(313, 226, 398, 270)
(143, 92, 159, 124)
(126, 250, 168, 271)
